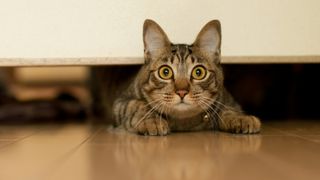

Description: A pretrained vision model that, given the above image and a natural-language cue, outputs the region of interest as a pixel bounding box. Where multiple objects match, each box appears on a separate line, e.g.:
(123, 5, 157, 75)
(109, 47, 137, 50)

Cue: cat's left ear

(193, 20, 221, 63)
(143, 19, 171, 62)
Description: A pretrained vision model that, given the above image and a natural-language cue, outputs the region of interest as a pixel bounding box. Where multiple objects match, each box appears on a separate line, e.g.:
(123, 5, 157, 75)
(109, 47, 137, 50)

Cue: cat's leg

(113, 99, 170, 136)
(218, 110, 261, 134)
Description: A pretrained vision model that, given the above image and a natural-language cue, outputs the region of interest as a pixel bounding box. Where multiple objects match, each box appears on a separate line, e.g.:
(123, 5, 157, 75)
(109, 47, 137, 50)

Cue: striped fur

(112, 19, 261, 135)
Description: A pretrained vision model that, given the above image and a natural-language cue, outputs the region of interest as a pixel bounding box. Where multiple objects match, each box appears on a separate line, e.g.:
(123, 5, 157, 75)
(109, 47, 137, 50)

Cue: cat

(98, 19, 261, 135)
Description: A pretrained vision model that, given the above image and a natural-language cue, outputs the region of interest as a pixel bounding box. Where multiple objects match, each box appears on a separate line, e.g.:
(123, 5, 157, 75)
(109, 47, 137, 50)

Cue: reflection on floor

(1, 120, 320, 180)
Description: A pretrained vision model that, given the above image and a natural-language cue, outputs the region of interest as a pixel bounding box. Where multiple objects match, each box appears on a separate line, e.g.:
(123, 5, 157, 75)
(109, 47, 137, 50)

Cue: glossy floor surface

(1, 120, 320, 180)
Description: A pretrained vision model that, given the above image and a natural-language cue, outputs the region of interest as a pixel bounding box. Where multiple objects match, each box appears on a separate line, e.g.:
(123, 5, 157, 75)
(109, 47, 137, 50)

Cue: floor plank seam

(39, 127, 105, 180)
(265, 125, 320, 144)
(0, 128, 42, 151)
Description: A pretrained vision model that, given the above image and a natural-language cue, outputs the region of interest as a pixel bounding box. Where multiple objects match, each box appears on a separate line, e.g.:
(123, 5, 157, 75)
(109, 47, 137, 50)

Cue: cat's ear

(193, 20, 221, 63)
(143, 19, 171, 61)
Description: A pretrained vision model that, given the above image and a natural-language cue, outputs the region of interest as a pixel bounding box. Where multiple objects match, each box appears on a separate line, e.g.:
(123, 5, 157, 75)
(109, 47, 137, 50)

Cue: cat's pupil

(196, 69, 202, 76)
(163, 69, 169, 76)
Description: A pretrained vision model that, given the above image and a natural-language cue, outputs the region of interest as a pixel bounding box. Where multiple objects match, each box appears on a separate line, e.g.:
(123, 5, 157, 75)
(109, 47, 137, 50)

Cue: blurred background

(1, 0, 320, 122)
(2, 63, 319, 122)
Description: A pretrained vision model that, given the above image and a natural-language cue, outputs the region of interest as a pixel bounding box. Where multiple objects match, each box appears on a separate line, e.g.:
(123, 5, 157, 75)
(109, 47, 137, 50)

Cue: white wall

(1, 0, 320, 58)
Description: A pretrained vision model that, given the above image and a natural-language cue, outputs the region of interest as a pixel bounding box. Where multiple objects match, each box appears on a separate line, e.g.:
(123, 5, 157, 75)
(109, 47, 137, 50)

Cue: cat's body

(96, 19, 261, 135)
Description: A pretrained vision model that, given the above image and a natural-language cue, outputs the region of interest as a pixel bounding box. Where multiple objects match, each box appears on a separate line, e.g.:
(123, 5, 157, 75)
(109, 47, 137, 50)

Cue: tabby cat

(112, 19, 261, 135)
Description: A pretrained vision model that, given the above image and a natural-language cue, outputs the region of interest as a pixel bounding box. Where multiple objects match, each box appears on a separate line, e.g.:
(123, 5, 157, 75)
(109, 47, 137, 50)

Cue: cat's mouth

(177, 99, 189, 105)
(180, 99, 187, 103)
(174, 101, 192, 109)
(178, 102, 189, 105)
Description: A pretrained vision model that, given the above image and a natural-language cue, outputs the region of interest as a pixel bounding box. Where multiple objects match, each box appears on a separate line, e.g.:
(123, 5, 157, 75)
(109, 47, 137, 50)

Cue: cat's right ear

(143, 19, 171, 62)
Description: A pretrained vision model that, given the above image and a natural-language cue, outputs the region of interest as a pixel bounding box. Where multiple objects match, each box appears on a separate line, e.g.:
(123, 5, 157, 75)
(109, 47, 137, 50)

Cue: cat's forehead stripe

(191, 56, 195, 63)
(175, 52, 182, 63)
(173, 55, 180, 64)
(169, 55, 175, 64)
(185, 55, 194, 64)
(171, 44, 192, 64)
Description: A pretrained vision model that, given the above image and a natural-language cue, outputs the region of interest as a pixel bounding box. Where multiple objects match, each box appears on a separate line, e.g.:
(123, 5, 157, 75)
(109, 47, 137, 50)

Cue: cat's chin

(169, 103, 202, 119)
(174, 103, 192, 111)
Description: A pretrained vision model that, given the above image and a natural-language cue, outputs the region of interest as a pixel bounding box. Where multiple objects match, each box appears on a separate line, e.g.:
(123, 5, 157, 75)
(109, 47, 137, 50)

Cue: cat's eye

(158, 66, 173, 80)
(191, 66, 207, 80)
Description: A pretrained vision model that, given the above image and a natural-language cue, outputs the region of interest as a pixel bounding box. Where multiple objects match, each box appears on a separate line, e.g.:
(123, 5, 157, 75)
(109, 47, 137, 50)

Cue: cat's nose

(176, 90, 189, 99)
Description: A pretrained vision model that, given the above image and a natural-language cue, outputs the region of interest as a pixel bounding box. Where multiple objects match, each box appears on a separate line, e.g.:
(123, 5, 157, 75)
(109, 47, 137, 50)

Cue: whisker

(158, 103, 165, 130)
(134, 102, 163, 128)
(192, 95, 216, 112)
(200, 96, 243, 113)
(202, 100, 227, 129)
(200, 98, 225, 114)
(197, 101, 219, 129)
(143, 98, 163, 108)
(164, 104, 169, 121)
(199, 99, 223, 125)
(214, 100, 243, 113)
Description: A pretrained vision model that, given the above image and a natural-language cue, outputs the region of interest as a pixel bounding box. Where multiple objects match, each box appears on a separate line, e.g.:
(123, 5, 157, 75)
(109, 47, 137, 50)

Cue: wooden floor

(1, 120, 320, 180)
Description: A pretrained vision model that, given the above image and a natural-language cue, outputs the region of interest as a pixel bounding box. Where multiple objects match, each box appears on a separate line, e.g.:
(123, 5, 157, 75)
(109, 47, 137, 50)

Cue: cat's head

(141, 19, 223, 118)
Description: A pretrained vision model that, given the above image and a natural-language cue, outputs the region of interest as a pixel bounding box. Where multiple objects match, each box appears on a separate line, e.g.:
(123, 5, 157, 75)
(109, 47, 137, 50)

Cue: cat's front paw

(222, 115, 261, 134)
(136, 118, 170, 136)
